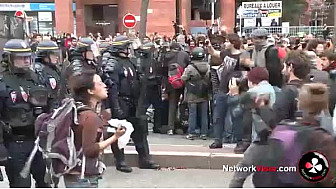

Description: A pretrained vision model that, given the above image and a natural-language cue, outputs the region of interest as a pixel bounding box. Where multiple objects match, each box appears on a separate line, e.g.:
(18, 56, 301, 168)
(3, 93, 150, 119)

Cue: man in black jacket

(164, 42, 190, 135)
(273, 51, 311, 124)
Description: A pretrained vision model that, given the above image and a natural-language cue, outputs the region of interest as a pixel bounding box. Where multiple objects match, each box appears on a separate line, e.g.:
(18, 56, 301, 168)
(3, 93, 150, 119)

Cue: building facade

(0, 0, 236, 37)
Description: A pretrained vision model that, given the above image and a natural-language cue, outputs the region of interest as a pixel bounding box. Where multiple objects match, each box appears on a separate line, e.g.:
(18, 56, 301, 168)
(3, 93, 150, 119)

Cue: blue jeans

(212, 92, 229, 143)
(64, 174, 99, 188)
(188, 101, 209, 135)
(228, 96, 244, 142)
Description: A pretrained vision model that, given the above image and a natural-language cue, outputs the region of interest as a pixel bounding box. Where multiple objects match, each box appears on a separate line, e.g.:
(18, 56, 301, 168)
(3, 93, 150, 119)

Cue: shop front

(0, 3, 75, 36)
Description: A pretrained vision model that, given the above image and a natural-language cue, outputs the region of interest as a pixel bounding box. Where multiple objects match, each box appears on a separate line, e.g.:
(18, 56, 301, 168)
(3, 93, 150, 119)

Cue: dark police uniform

(133, 42, 163, 133)
(66, 37, 98, 77)
(34, 40, 63, 111)
(101, 35, 159, 173)
(0, 39, 49, 187)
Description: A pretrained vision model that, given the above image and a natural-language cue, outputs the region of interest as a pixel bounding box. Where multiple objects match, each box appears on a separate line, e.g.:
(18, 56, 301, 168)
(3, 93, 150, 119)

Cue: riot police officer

(35, 40, 63, 111)
(0, 39, 50, 187)
(134, 42, 163, 133)
(67, 37, 97, 77)
(101, 35, 160, 173)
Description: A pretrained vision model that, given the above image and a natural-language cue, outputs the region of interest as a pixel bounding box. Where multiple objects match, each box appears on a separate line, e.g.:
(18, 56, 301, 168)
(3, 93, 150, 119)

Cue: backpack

(168, 63, 185, 89)
(252, 121, 336, 187)
(20, 98, 91, 185)
(186, 64, 209, 97)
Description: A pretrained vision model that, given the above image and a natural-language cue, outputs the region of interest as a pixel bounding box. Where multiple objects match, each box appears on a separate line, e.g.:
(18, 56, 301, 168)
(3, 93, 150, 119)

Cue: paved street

(0, 133, 249, 188)
(0, 167, 254, 188)
(104, 133, 243, 169)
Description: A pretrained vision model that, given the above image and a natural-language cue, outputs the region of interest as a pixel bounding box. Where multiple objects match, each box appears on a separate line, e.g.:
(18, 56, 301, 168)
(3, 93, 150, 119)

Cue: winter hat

(170, 42, 182, 51)
(247, 67, 269, 84)
(251, 29, 268, 38)
(298, 83, 329, 115)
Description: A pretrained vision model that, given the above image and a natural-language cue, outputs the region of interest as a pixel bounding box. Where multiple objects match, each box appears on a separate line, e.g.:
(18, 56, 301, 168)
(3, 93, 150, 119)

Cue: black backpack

(186, 64, 209, 97)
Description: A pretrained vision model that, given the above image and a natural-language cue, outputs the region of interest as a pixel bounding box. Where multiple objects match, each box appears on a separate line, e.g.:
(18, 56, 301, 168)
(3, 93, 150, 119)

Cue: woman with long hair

(64, 70, 125, 188)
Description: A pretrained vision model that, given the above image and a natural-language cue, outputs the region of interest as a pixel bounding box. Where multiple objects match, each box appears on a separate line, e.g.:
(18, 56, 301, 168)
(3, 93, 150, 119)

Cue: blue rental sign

(30, 3, 76, 11)
(0, 3, 75, 11)
(30, 3, 55, 11)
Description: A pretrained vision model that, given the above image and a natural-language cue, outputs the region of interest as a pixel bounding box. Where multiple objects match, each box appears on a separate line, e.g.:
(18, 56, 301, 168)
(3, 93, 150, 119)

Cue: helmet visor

(14, 52, 32, 57)
(11, 55, 32, 69)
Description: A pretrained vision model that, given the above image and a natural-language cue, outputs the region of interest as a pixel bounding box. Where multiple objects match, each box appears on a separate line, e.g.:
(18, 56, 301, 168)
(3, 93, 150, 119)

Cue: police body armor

(67, 58, 98, 77)
(133, 48, 162, 87)
(66, 37, 98, 77)
(0, 71, 48, 130)
(101, 52, 140, 119)
(35, 62, 61, 108)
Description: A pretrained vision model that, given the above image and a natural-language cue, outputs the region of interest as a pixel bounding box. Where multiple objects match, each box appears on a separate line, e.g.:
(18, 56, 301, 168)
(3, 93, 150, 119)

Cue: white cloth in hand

(107, 119, 134, 149)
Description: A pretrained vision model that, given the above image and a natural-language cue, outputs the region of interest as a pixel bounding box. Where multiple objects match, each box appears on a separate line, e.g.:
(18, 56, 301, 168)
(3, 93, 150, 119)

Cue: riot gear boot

(111, 142, 133, 173)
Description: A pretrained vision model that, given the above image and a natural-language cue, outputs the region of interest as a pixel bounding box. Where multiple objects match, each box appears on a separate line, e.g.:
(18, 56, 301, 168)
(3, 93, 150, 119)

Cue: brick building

(58, 0, 236, 37)
(0, 0, 236, 37)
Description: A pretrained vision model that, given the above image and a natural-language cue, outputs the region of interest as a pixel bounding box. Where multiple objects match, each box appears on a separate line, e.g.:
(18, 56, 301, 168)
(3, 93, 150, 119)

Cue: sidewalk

(103, 133, 243, 169)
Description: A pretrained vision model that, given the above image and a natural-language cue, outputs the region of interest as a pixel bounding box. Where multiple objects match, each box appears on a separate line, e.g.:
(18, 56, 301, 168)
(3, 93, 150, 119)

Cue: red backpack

(168, 63, 185, 89)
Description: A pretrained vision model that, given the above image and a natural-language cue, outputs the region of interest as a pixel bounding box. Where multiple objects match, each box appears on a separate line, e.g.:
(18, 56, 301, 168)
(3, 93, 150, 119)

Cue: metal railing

(243, 26, 334, 38)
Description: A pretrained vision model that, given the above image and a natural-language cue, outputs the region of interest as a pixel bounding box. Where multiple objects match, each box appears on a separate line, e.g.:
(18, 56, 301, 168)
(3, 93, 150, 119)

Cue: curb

(103, 148, 244, 169)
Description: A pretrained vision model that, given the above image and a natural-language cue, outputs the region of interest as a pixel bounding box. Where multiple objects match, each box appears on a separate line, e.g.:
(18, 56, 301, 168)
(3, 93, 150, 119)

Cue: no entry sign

(123, 13, 137, 29)
(14, 10, 26, 19)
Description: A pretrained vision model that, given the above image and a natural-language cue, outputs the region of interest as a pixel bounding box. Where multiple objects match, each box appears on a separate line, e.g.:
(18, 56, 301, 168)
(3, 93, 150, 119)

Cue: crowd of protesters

(0, 23, 336, 187)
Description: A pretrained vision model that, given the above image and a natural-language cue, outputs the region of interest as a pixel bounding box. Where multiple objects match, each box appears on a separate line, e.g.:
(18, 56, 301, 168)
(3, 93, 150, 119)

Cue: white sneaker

(167, 130, 174, 135)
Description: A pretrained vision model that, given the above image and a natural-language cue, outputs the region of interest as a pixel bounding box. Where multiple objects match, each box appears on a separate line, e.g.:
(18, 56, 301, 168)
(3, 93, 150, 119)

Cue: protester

(182, 47, 210, 140)
(273, 51, 310, 124)
(253, 83, 336, 187)
(229, 67, 275, 187)
(19, 26, 336, 188)
(207, 33, 243, 148)
(250, 29, 283, 88)
(164, 42, 190, 135)
(65, 71, 125, 188)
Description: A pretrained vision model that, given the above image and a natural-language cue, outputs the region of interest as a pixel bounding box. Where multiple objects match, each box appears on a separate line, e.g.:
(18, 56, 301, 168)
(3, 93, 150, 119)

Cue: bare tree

(139, 0, 150, 41)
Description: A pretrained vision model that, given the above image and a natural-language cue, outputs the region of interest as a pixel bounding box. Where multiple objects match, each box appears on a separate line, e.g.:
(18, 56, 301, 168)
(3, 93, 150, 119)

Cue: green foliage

(236, 0, 308, 25)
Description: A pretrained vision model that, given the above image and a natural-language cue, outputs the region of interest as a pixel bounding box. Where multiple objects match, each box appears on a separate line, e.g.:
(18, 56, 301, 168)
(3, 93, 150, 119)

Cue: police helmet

(76, 37, 95, 53)
(98, 42, 111, 53)
(191, 47, 205, 60)
(111, 35, 131, 50)
(36, 40, 60, 58)
(2, 39, 32, 72)
(3, 39, 32, 57)
(142, 42, 155, 50)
